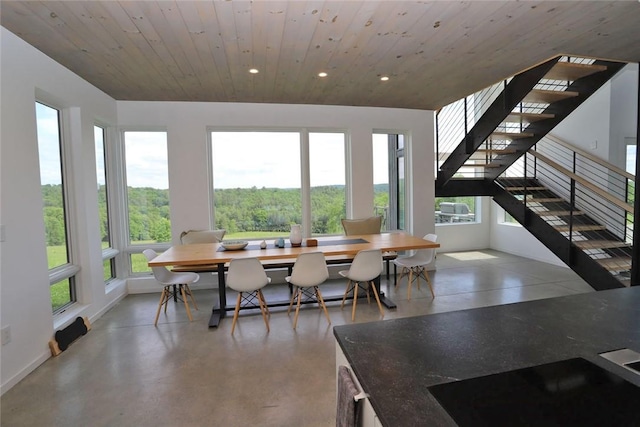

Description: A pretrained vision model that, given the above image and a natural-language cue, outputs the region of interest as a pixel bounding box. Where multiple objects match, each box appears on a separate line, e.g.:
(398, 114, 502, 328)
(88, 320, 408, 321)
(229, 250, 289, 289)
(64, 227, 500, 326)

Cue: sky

(36, 103, 63, 186)
(627, 145, 637, 174)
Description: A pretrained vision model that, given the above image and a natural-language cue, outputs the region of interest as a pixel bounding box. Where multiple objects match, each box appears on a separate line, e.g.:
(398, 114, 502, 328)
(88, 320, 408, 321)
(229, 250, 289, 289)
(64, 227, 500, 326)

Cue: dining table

(148, 232, 439, 328)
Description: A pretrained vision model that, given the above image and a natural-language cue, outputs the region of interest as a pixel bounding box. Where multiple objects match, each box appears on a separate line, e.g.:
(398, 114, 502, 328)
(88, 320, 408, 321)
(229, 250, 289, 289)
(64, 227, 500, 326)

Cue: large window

(123, 131, 170, 273)
(94, 125, 116, 283)
(435, 197, 477, 224)
(373, 133, 405, 230)
(211, 130, 346, 238)
(36, 102, 77, 312)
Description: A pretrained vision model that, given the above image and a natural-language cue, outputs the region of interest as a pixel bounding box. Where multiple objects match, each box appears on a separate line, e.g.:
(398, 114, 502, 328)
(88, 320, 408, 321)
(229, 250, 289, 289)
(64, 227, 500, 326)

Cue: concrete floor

(0, 250, 594, 427)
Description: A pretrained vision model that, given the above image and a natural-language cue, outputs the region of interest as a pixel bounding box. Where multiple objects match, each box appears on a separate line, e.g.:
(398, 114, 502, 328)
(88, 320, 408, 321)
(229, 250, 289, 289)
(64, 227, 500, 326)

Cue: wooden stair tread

(553, 224, 607, 232)
(574, 240, 631, 250)
(505, 186, 547, 191)
(536, 210, 584, 217)
(525, 197, 564, 202)
(462, 162, 502, 168)
(544, 62, 607, 81)
(477, 148, 518, 154)
(490, 131, 534, 140)
(504, 112, 555, 124)
(596, 257, 632, 271)
(523, 89, 579, 104)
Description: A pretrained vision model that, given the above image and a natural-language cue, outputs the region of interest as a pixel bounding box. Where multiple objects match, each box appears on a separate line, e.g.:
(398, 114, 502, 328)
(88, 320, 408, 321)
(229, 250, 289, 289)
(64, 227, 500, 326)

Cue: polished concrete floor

(1, 250, 594, 427)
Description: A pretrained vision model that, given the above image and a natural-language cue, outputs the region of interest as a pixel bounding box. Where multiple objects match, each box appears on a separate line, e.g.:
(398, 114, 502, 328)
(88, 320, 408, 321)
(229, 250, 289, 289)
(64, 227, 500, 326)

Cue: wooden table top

(149, 232, 439, 267)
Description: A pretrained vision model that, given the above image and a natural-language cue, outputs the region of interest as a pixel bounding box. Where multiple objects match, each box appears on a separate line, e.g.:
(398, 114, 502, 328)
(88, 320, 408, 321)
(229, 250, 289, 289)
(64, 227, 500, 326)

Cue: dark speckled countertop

(333, 287, 640, 426)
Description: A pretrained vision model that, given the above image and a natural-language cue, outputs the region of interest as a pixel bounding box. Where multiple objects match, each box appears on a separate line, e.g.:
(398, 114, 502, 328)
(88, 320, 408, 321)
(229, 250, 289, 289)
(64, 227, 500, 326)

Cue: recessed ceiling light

(380, 76, 390, 81)
(249, 68, 259, 74)
(318, 72, 328, 77)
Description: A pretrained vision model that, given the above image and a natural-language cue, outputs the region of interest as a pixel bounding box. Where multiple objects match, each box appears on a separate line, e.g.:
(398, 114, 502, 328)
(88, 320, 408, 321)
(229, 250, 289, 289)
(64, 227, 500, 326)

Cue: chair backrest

(347, 249, 383, 282)
(226, 258, 270, 292)
(341, 216, 382, 235)
(412, 234, 438, 264)
(180, 229, 226, 244)
(143, 248, 175, 284)
(289, 252, 329, 287)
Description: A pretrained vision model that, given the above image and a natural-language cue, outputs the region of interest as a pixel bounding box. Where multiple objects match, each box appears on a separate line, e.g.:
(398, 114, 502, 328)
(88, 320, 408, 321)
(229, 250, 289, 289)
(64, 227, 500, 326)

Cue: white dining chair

(393, 234, 438, 299)
(143, 249, 199, 326)
(226, 258, 271, 334)
(339, 249, 385, 321)
(286, 252, 331, 329)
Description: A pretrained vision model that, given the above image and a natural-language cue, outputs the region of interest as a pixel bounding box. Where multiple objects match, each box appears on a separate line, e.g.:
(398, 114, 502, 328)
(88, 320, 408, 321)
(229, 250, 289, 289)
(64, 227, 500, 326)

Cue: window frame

(120, 128, 171, 275)
(94, 123, 119, 284)
(35, 100, 79, 313)
(373, 131, 407, 232)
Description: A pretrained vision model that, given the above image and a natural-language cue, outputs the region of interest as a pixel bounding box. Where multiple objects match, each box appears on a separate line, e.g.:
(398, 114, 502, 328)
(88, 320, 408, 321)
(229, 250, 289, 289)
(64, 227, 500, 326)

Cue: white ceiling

(2, 1, 640, 110)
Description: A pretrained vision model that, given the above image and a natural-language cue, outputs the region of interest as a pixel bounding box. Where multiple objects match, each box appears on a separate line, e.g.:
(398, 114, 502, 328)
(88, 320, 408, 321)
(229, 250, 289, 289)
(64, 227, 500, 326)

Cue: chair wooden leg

(293, 288, 303, 329)
(425, 271, 435, 298)
(231, 293, 242, 334)
(164, 286, 171, 314)
(407, 269, 414, 301)
(184, 284, 198, 310)
(396, 268, 409, 288)
(257, 290, 270, 332)
(369, 281, 385, 318)
(315, 287, 331, 325)
(154, 288, 168, 326)
(351, 282, 358, 321)
(180, 285, 193, 322)
(341, 281, 352, 308)
(287, 287, 297, 315)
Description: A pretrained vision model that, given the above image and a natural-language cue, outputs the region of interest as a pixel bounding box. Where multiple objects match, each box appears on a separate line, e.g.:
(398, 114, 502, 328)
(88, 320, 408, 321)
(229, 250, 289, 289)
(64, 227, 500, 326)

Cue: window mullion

(300, 130, 311, 237)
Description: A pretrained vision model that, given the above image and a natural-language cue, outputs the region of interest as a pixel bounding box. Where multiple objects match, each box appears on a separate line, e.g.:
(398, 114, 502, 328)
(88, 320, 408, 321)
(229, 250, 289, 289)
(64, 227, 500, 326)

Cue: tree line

(43, 184, 392, 245)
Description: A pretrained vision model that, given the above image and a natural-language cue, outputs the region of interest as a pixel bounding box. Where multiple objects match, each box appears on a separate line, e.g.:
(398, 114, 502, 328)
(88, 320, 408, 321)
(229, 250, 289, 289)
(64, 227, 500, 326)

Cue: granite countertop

(333, 287, 640, 426)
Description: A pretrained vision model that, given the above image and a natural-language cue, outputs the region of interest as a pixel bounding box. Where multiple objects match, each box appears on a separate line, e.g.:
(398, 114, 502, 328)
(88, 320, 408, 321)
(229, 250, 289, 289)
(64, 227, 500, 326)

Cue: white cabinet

(336, 341, 381, 427)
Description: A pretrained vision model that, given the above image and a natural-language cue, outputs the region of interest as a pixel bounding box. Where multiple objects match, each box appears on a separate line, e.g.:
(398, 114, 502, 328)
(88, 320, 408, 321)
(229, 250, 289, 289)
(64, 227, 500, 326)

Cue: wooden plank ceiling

(2, 1, 639, 110)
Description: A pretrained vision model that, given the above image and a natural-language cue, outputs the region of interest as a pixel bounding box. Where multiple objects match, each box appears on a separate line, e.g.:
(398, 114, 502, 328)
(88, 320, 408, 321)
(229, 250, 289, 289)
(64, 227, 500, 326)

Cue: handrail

(545, 133, 635, 181)
(530, 150, 635, 214)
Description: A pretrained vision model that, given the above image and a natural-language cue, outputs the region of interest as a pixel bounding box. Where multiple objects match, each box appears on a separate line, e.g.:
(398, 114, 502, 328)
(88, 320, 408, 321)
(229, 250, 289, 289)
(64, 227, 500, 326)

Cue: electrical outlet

(1, 326, 10, 345)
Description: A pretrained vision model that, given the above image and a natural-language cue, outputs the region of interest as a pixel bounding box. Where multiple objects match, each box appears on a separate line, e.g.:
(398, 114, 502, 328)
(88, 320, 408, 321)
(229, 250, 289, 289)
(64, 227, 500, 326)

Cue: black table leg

(373, 275, 397, 309)
(208, 263, 227, 328)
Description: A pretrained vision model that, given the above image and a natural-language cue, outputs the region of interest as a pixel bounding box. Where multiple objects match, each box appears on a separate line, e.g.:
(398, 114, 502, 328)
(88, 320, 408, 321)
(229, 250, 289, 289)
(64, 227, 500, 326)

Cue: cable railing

(436, 79, 506, 175)
(500, 135, 634, 279)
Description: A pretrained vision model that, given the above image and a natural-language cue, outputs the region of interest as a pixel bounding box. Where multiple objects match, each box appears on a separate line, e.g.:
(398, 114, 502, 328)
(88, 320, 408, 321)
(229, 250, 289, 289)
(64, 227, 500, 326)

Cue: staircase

(435, 55, 636, 290)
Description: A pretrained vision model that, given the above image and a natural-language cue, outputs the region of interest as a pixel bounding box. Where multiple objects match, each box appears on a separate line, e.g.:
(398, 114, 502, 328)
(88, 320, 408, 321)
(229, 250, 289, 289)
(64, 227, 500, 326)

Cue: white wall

(489, 203, 565, 266)
(0, 28, 125, 394)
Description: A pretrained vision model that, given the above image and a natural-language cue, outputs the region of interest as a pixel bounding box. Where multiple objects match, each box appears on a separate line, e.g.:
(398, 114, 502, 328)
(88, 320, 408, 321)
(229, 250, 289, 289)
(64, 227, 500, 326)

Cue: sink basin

(600, 348, 640, 376)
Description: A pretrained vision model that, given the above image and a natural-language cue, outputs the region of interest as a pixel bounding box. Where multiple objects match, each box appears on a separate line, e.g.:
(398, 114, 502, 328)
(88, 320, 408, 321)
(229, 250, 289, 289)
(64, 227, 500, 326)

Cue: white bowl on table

(221, 240, 249, 251)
